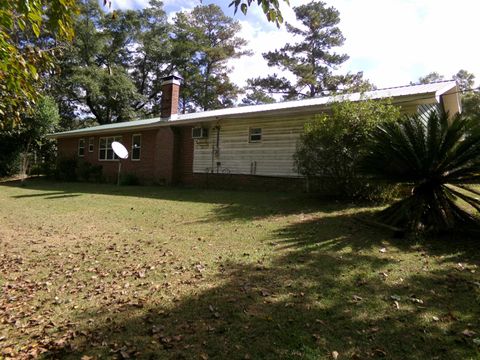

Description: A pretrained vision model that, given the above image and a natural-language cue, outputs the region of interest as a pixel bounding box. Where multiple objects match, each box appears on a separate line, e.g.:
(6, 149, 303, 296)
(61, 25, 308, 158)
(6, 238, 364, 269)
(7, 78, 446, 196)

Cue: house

(49, 76, 461, 189)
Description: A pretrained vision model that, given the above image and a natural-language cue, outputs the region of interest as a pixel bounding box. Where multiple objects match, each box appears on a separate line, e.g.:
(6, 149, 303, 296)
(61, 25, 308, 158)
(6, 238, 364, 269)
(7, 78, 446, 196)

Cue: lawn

(0, 179, 479, 359)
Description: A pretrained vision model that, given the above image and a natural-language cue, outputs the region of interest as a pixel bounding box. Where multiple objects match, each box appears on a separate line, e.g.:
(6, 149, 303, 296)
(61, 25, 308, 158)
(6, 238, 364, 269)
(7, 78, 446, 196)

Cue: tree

(294, 98, 400, 199)
(56, 0, 147, 125)
(15, 96, 60, 181)
(453, 69, 475, 92)
(414, 69, 479, 122)
(241, 79, 276, 105)
(249, 1, 369, 101)
(361, 110, 480, 233)
(172, 5, 251, 111)
(130, 0, 172, 115)
(230, 0, 288, 27)
(454, 70, 480, 121)
(0, 0, 77, 129)
(414, 72, 445, 85)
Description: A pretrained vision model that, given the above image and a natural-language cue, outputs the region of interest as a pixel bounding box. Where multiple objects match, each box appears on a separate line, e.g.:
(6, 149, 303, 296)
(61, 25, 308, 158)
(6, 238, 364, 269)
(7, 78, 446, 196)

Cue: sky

(105, 0, 480, 90)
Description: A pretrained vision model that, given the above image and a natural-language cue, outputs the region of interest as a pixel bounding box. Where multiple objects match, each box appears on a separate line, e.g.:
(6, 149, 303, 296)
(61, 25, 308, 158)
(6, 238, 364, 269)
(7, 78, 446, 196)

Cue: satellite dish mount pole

(111, 141, 129, 186)
(117, 159, 122, 186)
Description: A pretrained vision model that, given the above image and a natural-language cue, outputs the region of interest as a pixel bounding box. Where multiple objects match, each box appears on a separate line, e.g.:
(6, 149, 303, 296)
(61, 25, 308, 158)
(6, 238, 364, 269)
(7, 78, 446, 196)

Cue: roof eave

(47, 121, 165, 139)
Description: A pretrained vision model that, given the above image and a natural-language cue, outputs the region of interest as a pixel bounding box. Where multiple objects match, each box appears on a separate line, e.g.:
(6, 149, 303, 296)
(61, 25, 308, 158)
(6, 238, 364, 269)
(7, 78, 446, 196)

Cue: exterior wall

(190, 173, 305, 192)
(154, 127, 176, 184)
(192, 115, 315, 178)
(57, 129, 175, 184)
(172, 126, 194, 185)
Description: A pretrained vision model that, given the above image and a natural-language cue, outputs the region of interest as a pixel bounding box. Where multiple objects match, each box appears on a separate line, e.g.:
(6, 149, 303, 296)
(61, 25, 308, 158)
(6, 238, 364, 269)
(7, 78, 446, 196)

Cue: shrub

(76, 161, 102, 182)
(55, 158, 103, 182)
(294, 98, 401, 200)
(120, 173, 140, 186)
(55, 158, 78, 181)
(361, 110, 480, 233)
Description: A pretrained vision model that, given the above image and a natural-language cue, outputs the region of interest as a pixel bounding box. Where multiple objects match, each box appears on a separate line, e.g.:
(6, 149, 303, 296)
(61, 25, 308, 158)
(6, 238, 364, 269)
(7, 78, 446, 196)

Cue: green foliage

(55, 158, 78, 181)
(55, 158, 103, 182)
(414, 72, 445, 85)
(76, 161, 103, 182)
(249, 1, 371, 101)
(172, 5, 250, 111)
(294, 99, 401, 200)
(453, 69, 475, 92)
(0, 133, 22, 177)
(230, 0, 289, 27)
(0, 0, 77, 128)
(120, 173, 140, 186)
(361, 110, 480, 233)
(0, 96, 60, 178)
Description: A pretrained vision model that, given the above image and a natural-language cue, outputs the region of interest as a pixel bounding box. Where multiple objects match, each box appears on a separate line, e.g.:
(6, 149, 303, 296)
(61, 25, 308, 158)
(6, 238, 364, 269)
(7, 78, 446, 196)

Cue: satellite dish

(112, 141, 128, 159)
(112, 141, 128, 186)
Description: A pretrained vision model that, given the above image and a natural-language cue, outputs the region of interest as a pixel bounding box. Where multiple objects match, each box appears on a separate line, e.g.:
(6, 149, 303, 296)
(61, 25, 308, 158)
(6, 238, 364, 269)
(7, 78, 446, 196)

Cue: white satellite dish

(111, 141, 129, 185)
(112, 141, 128, 159)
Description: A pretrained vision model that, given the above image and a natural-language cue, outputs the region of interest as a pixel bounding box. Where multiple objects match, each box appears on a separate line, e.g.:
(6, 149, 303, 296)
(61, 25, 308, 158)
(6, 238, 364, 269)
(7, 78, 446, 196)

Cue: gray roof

(50, 81, 458, 138)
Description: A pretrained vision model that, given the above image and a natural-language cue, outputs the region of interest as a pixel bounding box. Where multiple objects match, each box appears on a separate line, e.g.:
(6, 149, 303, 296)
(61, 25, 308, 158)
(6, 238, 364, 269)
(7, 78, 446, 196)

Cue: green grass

(0, 179, 479, 359)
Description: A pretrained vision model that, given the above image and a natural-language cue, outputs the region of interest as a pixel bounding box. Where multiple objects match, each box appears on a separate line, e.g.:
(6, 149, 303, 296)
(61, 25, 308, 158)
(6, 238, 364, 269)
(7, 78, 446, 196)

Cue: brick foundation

(189, 173, 306, 192)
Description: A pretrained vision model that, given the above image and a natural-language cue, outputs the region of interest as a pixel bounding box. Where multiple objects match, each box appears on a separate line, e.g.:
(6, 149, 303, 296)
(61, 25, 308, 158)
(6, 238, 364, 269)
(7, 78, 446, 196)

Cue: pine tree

(172, 5, 251, 111)
(247, 1, 368, 102)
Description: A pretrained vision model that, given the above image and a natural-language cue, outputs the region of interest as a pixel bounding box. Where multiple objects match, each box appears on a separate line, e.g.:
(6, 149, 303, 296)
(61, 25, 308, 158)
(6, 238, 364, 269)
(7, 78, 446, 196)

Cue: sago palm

(361, 109, 480, 232)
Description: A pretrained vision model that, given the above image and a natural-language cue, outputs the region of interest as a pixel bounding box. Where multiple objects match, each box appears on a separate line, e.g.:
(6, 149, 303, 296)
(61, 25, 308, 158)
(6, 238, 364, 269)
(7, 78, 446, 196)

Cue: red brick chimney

(160, 74, 182, 119)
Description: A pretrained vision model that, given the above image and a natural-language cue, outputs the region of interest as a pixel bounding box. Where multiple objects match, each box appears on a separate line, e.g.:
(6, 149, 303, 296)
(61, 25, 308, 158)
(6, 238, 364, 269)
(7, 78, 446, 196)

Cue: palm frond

(362, 109, 480, 233)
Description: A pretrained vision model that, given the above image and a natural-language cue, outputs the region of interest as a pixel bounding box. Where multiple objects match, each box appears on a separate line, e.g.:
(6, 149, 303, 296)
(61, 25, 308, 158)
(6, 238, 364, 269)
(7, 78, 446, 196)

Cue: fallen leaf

(331, 350, 339, 359)
(462, 329, 476, 337)
(410, 297, 423, 304)
(352, 295, 363, 302)
(260, 290, 271, 297)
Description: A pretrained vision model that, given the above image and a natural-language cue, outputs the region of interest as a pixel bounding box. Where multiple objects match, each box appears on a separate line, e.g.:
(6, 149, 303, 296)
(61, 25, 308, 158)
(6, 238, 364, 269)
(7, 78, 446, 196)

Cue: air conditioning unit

(192, 127, 209, 139)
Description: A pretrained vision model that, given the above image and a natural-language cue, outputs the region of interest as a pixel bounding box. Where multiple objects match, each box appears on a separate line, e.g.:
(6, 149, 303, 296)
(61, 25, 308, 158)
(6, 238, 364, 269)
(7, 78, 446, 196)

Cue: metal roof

(50, 81, 458, 138)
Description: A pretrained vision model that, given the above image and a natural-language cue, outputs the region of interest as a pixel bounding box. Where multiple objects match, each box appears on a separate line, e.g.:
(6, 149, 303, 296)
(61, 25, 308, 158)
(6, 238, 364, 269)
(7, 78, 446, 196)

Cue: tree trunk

(20, 140, 31, 183)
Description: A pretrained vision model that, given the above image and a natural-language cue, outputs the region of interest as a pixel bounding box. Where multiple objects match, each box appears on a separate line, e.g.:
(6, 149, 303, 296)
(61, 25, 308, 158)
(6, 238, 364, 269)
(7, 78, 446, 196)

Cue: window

(249, 127, 262, 142)
(98, 136, 122, 161)
(88, 137, 94, 152)
(132, 134, 141, 161)
(78, 138, 85, 157)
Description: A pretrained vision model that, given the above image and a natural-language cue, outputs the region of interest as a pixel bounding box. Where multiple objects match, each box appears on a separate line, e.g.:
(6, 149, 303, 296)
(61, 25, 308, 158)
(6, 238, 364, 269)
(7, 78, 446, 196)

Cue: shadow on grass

(2, 178, 356, 222)
(40, 210, 479, 360)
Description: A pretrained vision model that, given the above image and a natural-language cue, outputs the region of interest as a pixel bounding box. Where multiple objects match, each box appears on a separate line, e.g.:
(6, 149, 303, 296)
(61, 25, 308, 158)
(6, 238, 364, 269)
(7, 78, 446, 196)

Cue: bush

(76, 161, 103, 182)
(294, 98, 401, 201)
(55, 158, 78, 181)
(361, 110, 480, 233)
(55, 158, 103, 182)
(120, 173, 140, 186)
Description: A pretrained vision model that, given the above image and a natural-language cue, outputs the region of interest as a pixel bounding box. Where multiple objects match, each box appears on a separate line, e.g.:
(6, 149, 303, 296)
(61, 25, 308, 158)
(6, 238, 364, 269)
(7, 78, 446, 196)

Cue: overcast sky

(105, 0, 479, 90)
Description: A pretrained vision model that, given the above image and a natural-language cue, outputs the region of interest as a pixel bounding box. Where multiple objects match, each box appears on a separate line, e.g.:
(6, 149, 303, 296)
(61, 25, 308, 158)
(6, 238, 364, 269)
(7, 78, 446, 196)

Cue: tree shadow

(1, 178, 358, 222)
(37, 210, 479, 360)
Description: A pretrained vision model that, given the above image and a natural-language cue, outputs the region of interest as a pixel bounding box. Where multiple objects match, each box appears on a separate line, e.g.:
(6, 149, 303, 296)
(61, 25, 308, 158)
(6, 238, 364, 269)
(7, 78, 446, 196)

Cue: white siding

(193, 116, 314, 177)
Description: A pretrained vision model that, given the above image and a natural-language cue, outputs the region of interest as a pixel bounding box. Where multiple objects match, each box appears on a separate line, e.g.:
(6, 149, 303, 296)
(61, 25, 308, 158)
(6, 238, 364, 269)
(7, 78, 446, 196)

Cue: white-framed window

(131, 134, 141, 161)
(98, 136, 122, 161)
(88, 137, 94, 152)
(78, 138, 85, 157)
(249, 127, 262, 142)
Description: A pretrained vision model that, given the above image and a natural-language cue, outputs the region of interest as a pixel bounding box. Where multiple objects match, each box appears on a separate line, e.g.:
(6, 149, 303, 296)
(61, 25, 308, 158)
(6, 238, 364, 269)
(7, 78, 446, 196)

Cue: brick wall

(56, 125, 305, 191)
(154, 127, 175, 184)
(57, 128, 175, 184)
(172, 126, 194, 185)
(190, 173, 306, 192)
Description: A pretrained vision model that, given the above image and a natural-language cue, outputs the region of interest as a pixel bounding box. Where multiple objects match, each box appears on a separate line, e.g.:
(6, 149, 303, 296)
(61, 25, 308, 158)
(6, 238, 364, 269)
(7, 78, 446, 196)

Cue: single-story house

(49, 76, 461, 189)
